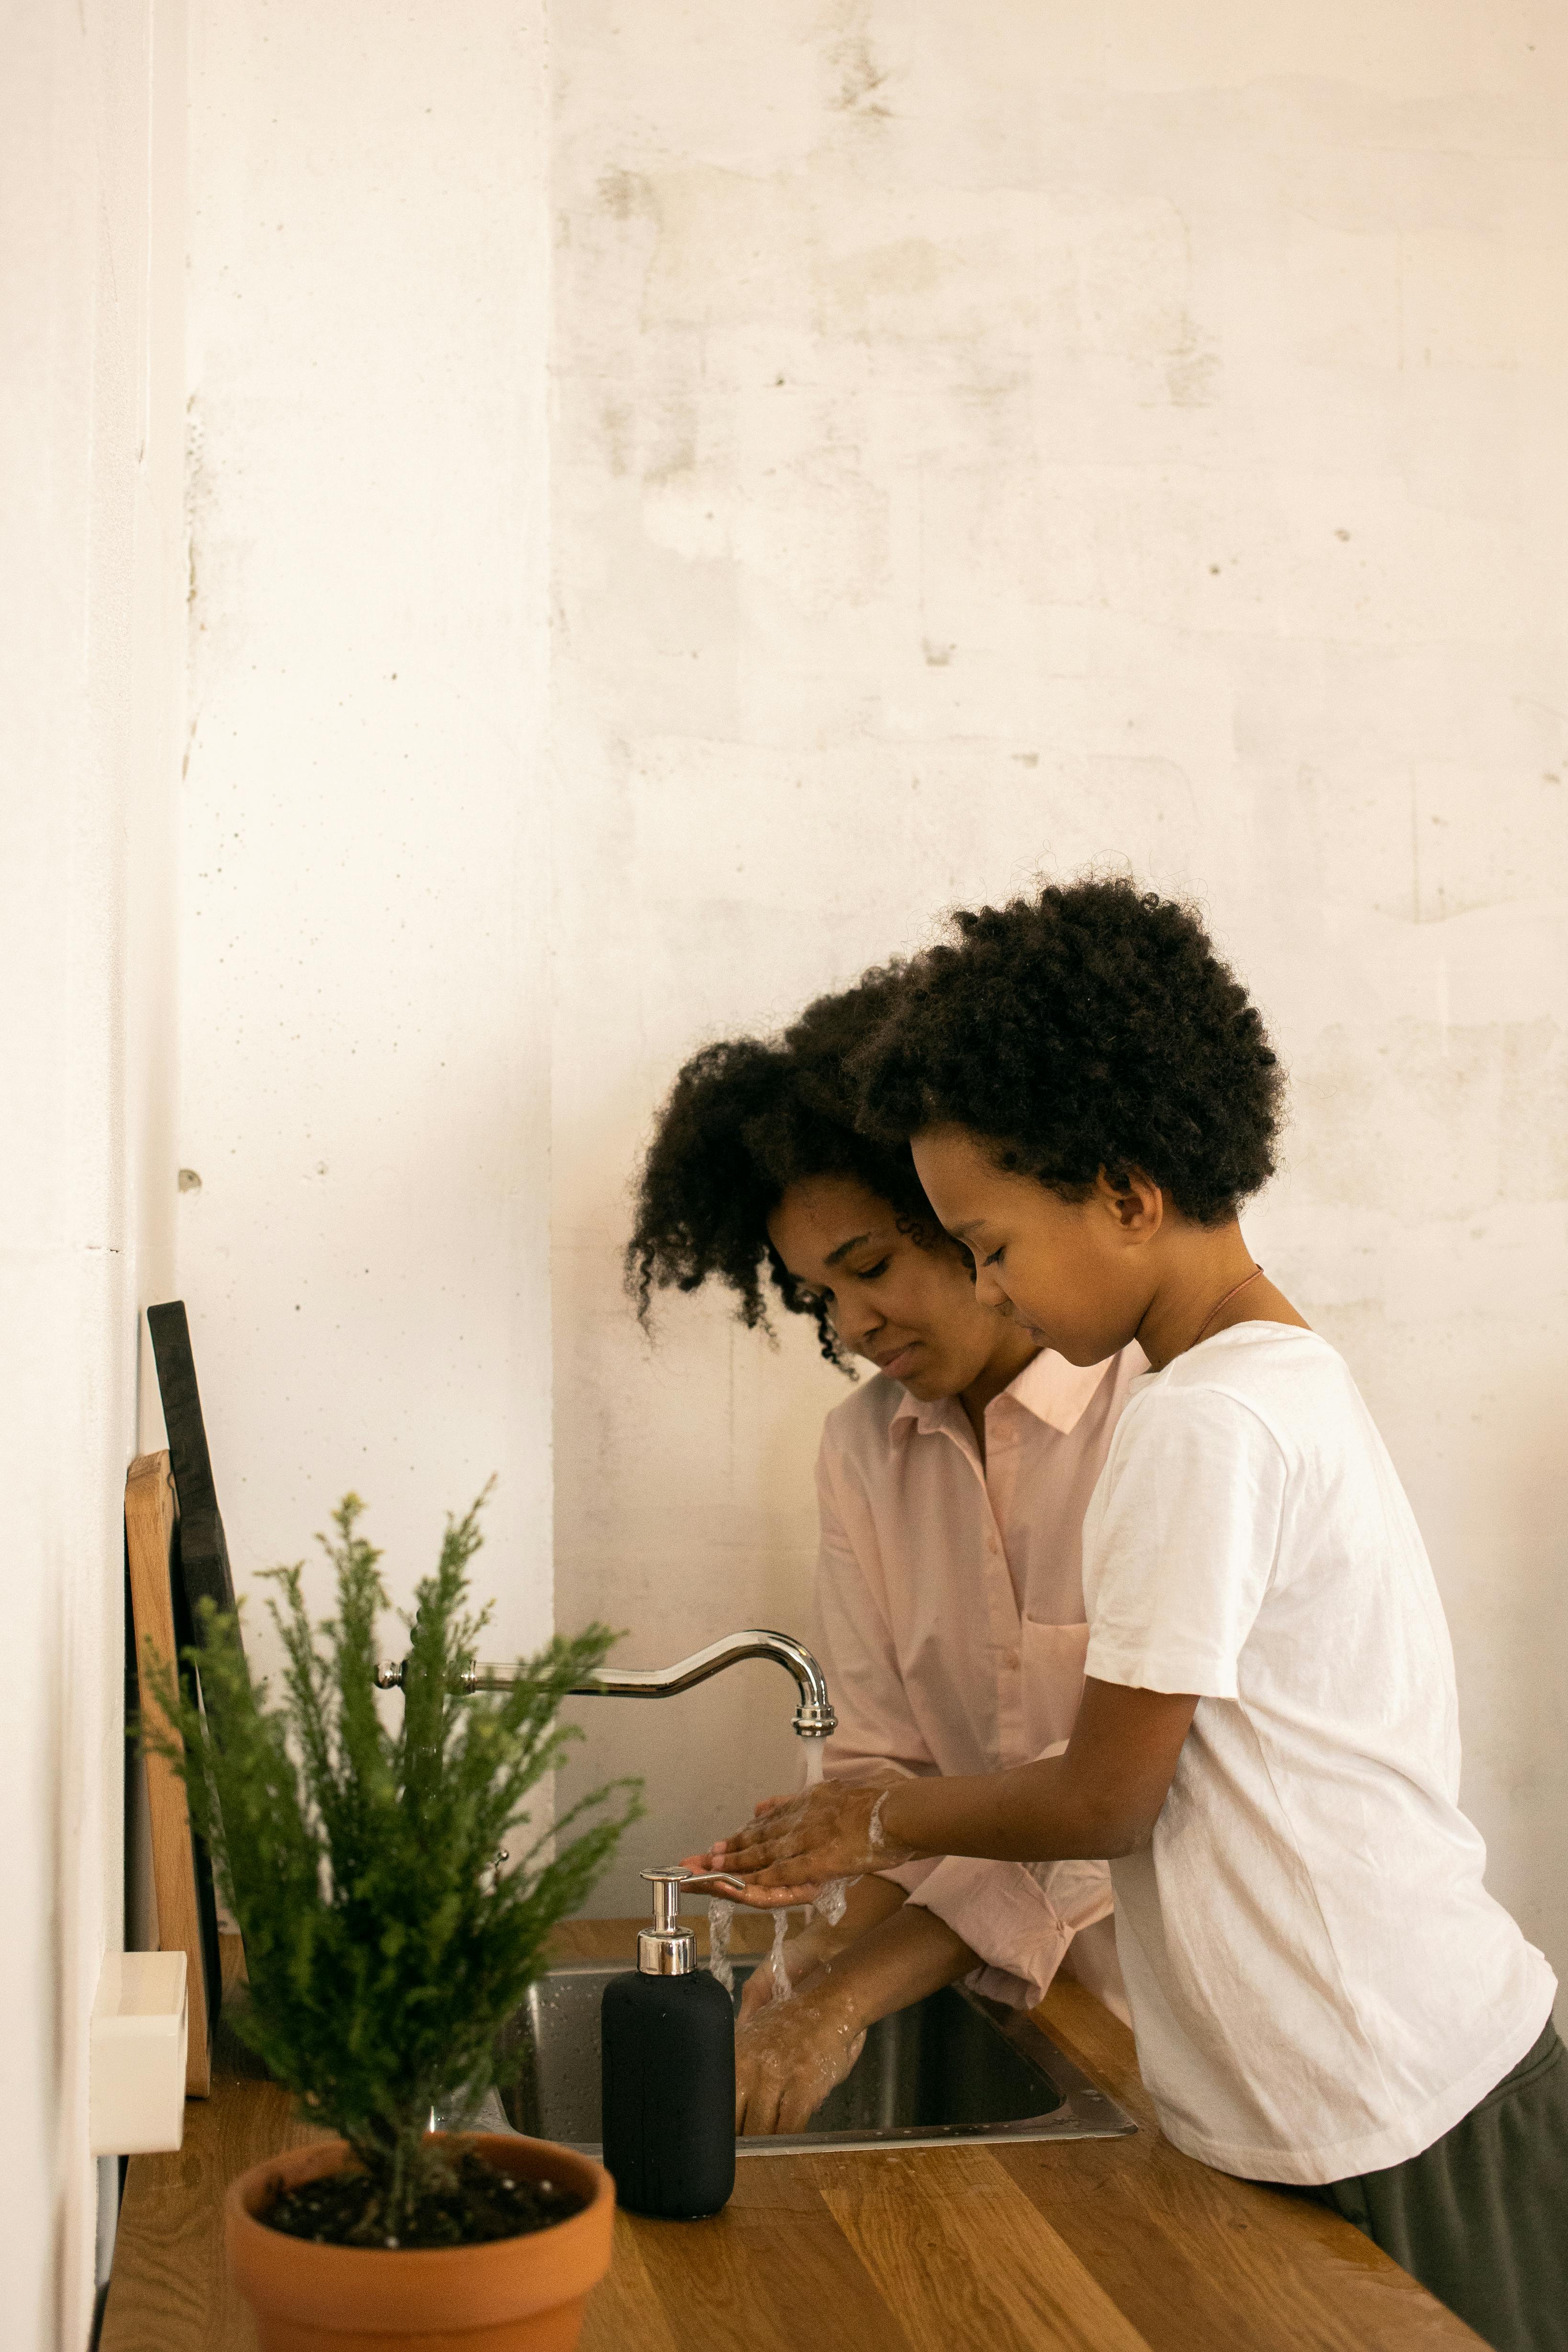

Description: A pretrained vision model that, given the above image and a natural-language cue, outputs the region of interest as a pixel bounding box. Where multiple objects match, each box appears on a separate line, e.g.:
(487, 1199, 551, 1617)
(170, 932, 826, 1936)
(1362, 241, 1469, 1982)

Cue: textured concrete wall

(549, 0, 1568, 1956)
(0, 2, 187, 2339)
(177, 1, 1567, 1978)
(179, 1, 555, 1665)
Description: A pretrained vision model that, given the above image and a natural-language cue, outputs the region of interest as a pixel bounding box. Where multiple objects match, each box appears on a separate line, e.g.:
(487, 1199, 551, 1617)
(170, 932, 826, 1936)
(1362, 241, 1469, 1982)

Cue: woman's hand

(734, 1980, 866, 2136)
(732, 1896, 977, 2135)
(690, 1776, 920, 1904)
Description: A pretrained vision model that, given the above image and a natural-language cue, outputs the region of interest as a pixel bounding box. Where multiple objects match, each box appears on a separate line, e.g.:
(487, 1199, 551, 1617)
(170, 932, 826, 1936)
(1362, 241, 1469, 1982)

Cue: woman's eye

(983, 1247, 1005, 1267)
(856, 1258, 891, 1282)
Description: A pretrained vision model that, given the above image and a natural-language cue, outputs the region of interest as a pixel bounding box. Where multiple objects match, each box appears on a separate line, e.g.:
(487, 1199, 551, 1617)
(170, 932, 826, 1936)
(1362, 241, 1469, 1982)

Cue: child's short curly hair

(626, 971, 941, 1369)
(853, 877, 1284, 1225)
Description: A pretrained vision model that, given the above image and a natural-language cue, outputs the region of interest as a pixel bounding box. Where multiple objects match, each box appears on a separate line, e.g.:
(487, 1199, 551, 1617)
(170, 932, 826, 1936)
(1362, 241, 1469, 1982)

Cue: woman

(630, 970, 1142, 2134)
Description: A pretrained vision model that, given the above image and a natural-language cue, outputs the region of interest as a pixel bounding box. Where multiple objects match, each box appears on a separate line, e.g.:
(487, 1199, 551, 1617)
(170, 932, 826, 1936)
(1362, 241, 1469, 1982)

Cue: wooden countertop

(102, 1925, 1484, 2352)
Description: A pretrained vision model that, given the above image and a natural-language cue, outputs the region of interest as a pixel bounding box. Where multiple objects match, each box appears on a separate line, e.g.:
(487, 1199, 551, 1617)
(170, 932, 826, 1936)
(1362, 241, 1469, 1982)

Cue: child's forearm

(704, 1683, 1200, 1899)
(881, 1682, 1201, 1866)
(881, 1755, 1120, 1863)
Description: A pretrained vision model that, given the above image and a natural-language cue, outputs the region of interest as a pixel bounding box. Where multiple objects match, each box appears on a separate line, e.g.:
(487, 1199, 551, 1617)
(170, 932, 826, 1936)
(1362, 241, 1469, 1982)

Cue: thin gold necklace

(1190, 1263, 1265, 1350)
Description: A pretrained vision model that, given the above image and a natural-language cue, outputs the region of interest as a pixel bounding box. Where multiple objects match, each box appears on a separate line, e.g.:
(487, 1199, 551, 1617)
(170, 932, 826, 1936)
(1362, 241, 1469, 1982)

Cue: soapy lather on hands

(695, 1851, 983, 2134)
(684, 1771, 918, 1906)
(733, 1975, 867, 2134)
(728, 1881, 873, 2132)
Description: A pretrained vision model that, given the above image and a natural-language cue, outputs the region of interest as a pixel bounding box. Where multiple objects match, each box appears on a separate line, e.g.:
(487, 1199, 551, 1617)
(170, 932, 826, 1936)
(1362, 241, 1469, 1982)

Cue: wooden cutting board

(124, 1449, 216, 2096)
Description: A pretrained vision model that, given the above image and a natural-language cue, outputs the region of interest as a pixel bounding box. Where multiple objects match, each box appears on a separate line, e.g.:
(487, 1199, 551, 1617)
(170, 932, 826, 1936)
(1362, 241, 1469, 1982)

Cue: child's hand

(699, 1776, 917, 1903)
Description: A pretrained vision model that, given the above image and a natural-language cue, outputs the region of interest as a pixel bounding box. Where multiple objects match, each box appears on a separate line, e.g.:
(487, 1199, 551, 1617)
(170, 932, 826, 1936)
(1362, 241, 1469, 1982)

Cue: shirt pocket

(1019, 1618, 1090, 1756)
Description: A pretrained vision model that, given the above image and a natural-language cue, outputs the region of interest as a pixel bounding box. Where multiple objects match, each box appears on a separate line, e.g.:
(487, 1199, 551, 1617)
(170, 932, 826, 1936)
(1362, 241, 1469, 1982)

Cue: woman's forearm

(824, 1870, 910, 1945)
(810, 1899, 976, 2039)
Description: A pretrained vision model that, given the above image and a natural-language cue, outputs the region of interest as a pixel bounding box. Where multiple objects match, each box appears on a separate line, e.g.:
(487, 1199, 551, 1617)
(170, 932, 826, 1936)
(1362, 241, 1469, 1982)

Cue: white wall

(179, 0, 555, 1665)
(178, 0, 1566, 1980)
(0, 2, 187, 2343)
(549, 0, 1568, 1949)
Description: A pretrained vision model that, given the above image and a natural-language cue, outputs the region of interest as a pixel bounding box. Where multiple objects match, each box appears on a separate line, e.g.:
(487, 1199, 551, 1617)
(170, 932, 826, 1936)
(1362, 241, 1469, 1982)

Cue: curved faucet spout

(567, 1628, 835, 1738)
(375, 1627, 837, 1739)
(491, 1627, 834, 1738)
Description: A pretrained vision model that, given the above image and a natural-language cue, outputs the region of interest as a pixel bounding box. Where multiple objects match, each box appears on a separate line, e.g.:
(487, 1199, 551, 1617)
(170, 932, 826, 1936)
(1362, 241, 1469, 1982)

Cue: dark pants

(1285, 2020, 1568, 2352)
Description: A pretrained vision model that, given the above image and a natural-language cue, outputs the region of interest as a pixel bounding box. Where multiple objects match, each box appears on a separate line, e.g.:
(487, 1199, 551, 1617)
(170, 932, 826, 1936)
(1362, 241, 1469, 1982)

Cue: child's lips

(876, 1341, 923, 1380)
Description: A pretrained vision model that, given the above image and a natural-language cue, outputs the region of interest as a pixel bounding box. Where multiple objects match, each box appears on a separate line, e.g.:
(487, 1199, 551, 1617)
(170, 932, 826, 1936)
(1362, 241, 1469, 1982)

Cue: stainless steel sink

(494, 1957, 1136, 2156)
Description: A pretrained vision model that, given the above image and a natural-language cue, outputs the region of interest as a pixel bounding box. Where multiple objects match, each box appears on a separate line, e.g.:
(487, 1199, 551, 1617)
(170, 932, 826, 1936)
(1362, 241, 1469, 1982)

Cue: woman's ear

(1094, 1166, 1163, 1240)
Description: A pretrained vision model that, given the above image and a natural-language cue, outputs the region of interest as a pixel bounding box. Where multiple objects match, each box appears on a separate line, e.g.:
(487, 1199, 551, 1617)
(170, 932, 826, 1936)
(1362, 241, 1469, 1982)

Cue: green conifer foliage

(144, 1490, 642, 2241)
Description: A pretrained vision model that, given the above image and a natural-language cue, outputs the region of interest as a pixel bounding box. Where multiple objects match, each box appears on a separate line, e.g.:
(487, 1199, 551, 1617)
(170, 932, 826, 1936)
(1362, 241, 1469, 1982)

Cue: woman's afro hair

(626, 970, 941, 1369)
(852, 876, 1284, 1224)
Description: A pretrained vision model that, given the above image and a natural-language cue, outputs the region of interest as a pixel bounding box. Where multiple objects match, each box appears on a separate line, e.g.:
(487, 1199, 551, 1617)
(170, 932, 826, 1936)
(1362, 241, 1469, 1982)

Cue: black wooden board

(147, 1300, 239, 1636)
(146, 1299, 239, 2036)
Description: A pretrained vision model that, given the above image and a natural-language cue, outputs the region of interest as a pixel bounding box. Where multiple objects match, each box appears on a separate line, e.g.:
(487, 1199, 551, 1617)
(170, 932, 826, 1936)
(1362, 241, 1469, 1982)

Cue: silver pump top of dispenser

(638, 1869, 745, 1976)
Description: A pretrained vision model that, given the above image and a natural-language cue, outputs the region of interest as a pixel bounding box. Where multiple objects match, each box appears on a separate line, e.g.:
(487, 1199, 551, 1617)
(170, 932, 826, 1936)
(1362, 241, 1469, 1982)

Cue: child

(631, 970, 1142, 2135)
(705, 879, 1562, 2352)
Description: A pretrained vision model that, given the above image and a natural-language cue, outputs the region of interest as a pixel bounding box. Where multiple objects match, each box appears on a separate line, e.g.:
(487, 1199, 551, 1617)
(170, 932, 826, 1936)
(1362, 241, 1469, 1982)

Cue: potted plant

(145, 1490, 642, 2352)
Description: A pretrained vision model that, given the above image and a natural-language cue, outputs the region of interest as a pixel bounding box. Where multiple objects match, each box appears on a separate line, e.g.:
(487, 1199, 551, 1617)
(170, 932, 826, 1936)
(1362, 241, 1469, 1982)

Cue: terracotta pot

(226, 2132, 615, 2352)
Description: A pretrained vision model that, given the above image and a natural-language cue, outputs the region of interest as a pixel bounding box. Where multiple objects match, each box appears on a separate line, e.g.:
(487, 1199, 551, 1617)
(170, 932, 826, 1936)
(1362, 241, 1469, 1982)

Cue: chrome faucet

(375, 1626, 837, 1740)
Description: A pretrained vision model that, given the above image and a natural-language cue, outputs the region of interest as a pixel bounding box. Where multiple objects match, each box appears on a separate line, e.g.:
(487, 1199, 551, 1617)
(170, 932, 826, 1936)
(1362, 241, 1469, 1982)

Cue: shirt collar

(887, 1346, 1121, 1441)
(1004, 1347, 1119, 1435)
(889, 1382, 952, 1439)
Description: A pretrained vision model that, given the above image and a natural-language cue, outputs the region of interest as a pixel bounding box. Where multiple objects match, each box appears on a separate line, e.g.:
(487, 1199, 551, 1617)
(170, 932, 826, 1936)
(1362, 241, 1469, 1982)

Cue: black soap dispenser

(601, 1869, 739, 2219)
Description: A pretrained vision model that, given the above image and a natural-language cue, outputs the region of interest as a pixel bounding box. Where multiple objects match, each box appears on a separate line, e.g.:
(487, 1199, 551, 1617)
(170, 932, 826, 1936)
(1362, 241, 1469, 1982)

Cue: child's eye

(983, 1247, 1005, 1267)
(854, 1258, 892, 1282)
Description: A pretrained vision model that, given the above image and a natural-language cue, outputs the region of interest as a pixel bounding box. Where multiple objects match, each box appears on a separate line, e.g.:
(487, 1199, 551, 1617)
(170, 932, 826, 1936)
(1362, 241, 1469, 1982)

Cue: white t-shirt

(1081, 1322, 1555, 2185)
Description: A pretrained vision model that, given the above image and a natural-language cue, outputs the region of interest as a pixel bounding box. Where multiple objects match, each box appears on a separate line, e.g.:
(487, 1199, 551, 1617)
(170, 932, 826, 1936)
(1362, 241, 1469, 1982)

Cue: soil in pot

(262, 2142, 585, 2250)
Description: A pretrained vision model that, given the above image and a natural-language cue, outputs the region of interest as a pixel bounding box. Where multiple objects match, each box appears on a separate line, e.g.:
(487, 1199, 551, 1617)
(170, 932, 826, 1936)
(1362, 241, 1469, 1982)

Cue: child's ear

(1094, 1166, 1163, 1239)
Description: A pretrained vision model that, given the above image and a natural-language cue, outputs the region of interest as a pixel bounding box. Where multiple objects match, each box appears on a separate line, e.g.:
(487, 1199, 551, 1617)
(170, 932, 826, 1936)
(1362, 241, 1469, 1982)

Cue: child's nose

(974, 1264, 1007, 1310)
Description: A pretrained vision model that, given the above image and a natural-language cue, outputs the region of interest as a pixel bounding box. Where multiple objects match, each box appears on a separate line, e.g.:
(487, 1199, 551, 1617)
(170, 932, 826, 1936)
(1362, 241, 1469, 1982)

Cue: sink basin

(495, 1957, 1136, 2156)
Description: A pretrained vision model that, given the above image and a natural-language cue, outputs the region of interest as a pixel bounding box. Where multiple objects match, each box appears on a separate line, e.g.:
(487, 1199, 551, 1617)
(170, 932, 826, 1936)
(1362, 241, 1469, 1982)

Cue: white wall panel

(0, 3, 187, 2340)
(180, 1, 555, 1665)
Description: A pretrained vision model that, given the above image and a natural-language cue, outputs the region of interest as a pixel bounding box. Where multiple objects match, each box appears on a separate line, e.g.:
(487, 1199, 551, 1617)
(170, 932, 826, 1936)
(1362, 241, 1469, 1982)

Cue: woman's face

(911, 1125, 1152, 1369)
(766, 1172, 1032, 1401)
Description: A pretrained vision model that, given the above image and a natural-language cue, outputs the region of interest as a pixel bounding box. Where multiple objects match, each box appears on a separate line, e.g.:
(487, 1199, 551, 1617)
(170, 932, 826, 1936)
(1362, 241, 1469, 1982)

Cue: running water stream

(707, 1896, 736, 1994)
(768, 1905, 793, 2000)
(706, 1740, 848, 2003)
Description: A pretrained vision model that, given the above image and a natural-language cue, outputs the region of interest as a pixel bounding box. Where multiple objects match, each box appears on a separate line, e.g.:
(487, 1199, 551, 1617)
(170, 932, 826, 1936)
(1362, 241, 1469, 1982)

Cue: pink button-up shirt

(815, 1343, 1145, 2014)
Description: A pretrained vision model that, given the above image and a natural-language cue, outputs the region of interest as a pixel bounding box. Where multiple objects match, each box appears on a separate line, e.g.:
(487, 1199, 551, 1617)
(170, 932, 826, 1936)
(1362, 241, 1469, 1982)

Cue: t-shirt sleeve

(1083, 1385, 1287, 1700)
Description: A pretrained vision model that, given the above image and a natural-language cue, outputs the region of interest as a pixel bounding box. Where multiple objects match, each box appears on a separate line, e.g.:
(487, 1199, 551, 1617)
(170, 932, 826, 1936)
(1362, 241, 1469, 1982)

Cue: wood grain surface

(123, 1451, 213, 2097)
(101, 1922, 1488, 2352)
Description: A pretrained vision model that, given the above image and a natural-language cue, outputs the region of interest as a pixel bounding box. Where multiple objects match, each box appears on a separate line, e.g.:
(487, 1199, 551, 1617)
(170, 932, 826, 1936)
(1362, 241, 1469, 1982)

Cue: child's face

(911, 1125, 1152, 1369)
(767, 1171, 1033, 1400)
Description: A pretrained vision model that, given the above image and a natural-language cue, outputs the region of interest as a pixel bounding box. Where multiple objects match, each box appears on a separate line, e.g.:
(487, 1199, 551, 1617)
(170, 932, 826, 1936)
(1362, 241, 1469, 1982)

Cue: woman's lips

(876, 1342, 923, 1380)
